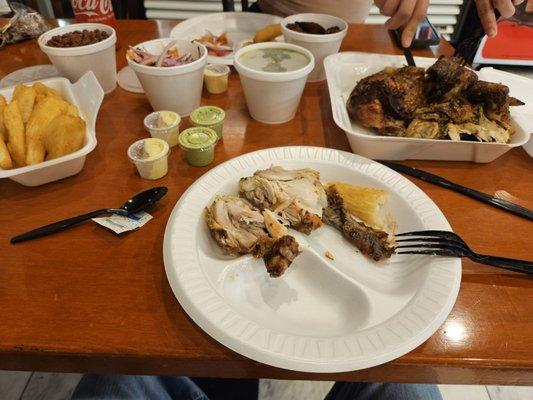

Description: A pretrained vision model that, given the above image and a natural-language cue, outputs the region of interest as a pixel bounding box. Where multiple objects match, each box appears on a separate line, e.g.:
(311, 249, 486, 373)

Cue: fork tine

(396, 237, 467, 249)
(395, 242, 465, 252)
(396, 237, 457, 244)
(397, 250, 461, 257)
(396, 230, 461, 241)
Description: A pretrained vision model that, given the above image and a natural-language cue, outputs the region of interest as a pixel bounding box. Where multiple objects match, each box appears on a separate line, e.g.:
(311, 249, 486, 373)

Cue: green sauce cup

(178, 127, 218, 167)
(189, 106, 225, 139)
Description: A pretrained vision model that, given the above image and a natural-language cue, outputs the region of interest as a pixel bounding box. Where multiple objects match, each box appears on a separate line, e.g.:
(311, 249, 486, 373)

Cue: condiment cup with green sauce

(144, 110, 181, 147)
(189, 106, 225, 139)
(127, 138, 170, 180)
(178, 127, 218, 167)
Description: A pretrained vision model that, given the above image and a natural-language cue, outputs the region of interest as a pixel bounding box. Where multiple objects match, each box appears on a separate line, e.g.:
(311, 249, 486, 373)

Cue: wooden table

(1, 19, 532, 385)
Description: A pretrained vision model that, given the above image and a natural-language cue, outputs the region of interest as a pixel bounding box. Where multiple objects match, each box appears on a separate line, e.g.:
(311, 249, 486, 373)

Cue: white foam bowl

(38, 23, 117, 94)
(0, 72, 104, 186)
(281, 13, 347, 82)
(127, 39, 208, 117)
(234, 42, 315, 124)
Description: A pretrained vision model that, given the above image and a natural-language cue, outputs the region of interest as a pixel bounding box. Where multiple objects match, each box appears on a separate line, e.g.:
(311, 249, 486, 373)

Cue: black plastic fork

(395, 230, 533, 274)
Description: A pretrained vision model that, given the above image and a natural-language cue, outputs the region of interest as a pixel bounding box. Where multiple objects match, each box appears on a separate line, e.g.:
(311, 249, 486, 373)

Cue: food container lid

(204, 64, 231, 77)
(189, 106, 225, 126)
(144, 111, 181, 131)
(178, 127, 218, 151)
(127, 138, 169, 163)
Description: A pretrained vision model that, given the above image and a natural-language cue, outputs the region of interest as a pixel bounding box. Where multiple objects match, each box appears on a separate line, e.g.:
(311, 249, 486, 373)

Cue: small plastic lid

(189, 106, 225, 126)
(144, 111, 181, 131)
(127, 138, 169, 163)
(204, 64, 231, 76)
(178, 127, 218, 151)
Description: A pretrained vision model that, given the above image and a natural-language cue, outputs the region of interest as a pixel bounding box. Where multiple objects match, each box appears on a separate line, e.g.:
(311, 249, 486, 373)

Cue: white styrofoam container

(476, 67, 533, 158)
(127, 39, 207, 117)
(38, 23, 117, 94)
(281, 13, 348, 82)
(234, 42, 314, 124)
(324, 52, 531, 162)
(0, 71, 103, 186)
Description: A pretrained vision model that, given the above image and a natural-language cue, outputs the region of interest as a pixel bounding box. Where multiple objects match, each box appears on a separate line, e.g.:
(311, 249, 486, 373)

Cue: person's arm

(374, 0, 430, 47)
(474, 0, 524, 37)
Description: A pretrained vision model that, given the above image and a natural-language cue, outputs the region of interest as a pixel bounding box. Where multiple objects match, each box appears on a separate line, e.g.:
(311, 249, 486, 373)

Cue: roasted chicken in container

(205, 195, 300, 277)
(346, 56, 524, 143)
(239, 166, 328, 234)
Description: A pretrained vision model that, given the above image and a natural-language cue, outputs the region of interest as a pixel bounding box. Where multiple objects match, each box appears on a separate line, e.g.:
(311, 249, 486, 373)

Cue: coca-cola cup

(71, 0, 119, 48)
(71, 0, 117, 27)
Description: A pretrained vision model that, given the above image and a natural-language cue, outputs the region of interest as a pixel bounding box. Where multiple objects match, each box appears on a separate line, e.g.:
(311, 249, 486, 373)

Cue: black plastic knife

(381, 161, 533, 221)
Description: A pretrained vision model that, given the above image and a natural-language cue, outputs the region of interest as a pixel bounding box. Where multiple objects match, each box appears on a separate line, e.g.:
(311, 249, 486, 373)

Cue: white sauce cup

(234, 42, 315, 124)
(127, 138, 170, 180)
(144, 111, 181, 147)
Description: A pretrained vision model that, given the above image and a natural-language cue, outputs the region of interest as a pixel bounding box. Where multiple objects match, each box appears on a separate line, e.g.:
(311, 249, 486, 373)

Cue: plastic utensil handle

(471, 254, 533, 274)
(382, 161, 533, 221)
(10, 209, 109, 244)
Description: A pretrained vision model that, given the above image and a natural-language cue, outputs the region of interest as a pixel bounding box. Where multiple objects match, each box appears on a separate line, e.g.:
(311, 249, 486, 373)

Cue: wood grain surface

(0, 19, 532, 385)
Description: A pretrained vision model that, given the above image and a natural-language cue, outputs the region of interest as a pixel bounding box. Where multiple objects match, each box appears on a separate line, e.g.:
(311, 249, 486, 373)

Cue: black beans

(46, 29, 110, 47)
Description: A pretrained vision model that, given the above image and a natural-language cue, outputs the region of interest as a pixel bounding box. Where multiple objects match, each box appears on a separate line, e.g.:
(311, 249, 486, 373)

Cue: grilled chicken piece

(425, 56, 478, 102)
(239, 166, 327, 234)
(205, 195, 267, 255)
(414, 97, 477, 124)
(466, 80, 523, 124)
(323, 183, 396, 261)
(346, 66, 426, 136)
(205, 196, 300, 277)
(346, 56, 520, 143)
(409, 97, 510, 142)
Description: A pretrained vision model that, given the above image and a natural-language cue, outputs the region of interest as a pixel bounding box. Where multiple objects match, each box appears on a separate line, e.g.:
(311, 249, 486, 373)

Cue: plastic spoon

(11, 187, 168, 244)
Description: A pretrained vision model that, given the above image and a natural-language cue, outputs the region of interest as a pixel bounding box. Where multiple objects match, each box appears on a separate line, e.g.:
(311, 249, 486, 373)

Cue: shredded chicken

(204, 195, 300, 277)
(239, 166, 328, 234)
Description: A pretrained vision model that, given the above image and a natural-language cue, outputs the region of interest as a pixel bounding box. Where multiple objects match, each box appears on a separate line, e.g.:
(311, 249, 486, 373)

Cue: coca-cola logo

(71, 0, 113, 16)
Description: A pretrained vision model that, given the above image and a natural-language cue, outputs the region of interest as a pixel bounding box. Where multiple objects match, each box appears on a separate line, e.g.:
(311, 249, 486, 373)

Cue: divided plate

(163, 146, 461, 372)
(170, 12, 282, 65)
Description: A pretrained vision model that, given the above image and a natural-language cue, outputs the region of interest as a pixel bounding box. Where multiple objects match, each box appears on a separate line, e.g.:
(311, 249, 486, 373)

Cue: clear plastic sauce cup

(189, 106, 225, 139)
(127, 138, 170, 180)
(178, 127, 218, 167)
(203, 64, 230, 94)
(144, 111, 181, 147)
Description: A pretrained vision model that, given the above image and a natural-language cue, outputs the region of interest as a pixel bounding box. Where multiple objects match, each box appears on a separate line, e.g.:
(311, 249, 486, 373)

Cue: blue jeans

(71, 374, 442, 400)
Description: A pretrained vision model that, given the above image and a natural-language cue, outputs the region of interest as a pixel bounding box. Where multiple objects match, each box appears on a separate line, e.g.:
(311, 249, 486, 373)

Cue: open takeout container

(0, 71, 103, 186)
(324, 52, 531, 162)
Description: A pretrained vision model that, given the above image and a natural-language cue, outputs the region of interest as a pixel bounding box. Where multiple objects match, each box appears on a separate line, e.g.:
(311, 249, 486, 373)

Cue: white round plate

(0, 65, 59, 88)
(170, 12, 282, 65)
(117, 66, 144, 94)
(164, 146, 461, 372)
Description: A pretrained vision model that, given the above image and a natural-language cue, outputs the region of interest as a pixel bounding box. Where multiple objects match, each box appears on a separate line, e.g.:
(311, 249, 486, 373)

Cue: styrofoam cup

(38, 23, 117, 94)
(281, 14, 347, 82)
(234, 42, 314, 124)
(127, 39, 207, 117)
